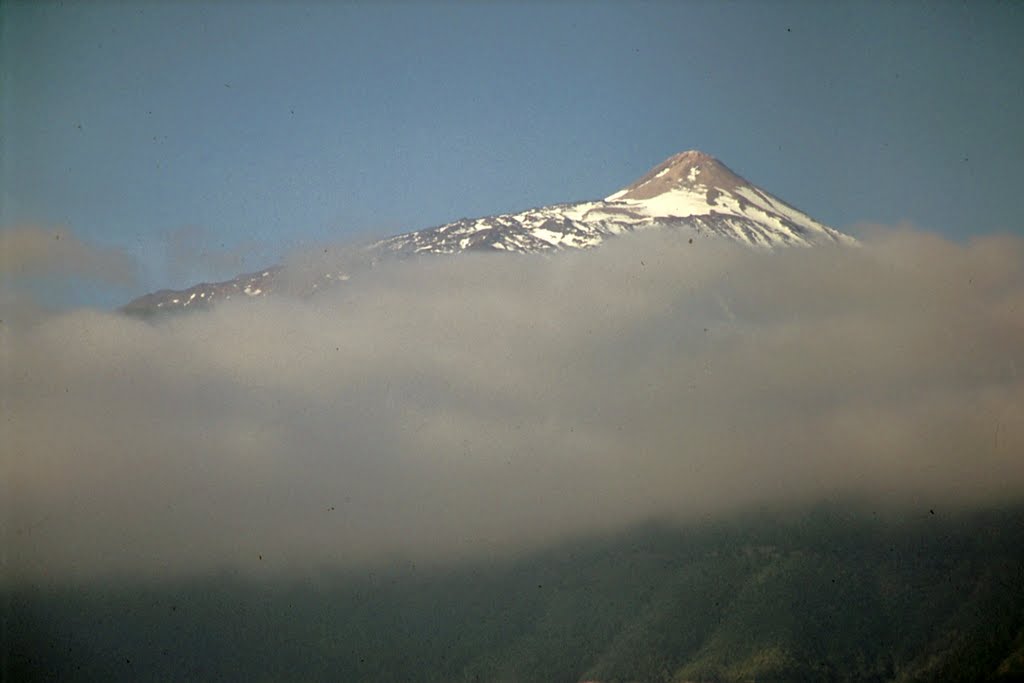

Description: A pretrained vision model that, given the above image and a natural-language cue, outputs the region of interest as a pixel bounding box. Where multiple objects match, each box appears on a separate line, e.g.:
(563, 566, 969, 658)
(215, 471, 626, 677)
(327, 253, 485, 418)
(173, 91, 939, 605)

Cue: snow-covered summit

(122, 151, 854, 316)
(600, 149, 853, 247)
(371, 149, 852, 256)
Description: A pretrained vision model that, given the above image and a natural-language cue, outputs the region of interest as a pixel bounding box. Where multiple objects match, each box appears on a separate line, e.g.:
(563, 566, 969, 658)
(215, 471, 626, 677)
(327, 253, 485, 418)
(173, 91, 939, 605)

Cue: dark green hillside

(5, 505, 1024, 682)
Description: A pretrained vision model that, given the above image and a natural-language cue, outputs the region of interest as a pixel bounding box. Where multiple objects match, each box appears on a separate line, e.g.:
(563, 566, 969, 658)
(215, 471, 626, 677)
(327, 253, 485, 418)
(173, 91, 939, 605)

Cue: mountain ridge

(122, 151, 854, 317)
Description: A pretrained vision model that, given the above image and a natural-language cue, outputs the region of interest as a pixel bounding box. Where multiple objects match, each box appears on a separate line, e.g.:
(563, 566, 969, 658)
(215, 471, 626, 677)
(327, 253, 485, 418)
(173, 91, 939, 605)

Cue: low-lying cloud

(3, 227, 1023, 581)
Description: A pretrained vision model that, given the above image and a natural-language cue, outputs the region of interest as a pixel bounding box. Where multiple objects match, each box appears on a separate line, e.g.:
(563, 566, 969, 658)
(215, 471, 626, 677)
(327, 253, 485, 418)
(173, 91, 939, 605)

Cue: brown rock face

(612, 150, 749, 200)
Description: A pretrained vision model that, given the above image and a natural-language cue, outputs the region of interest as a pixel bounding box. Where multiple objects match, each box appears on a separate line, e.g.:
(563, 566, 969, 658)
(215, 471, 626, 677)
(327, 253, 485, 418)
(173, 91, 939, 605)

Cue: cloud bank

(3, 228, 1023, 581)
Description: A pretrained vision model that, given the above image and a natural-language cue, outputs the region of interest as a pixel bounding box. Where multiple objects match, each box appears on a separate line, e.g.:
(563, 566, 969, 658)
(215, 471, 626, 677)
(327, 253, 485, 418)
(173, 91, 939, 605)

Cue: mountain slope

(8, 506, 1024, 682)
(122, 151, 853, 316)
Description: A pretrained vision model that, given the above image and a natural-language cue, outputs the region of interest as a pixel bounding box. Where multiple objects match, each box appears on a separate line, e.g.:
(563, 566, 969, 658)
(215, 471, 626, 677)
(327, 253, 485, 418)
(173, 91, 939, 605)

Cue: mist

(3, 227, 1023, 582)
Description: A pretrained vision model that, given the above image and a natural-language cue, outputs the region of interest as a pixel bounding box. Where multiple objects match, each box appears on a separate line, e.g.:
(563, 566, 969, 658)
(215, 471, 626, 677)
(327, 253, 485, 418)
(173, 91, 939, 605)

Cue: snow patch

(609, 187, 711, 218)
(531, 228, 566, 246)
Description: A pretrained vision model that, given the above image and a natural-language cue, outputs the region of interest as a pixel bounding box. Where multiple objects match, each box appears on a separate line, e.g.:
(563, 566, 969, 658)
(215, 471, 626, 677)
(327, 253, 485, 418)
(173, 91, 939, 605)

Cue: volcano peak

(606, 150, 749, 201)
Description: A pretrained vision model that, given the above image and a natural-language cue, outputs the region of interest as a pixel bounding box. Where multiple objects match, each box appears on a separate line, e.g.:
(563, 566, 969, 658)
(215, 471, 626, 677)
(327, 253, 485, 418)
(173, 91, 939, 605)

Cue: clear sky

(3, 1, 1023, 307)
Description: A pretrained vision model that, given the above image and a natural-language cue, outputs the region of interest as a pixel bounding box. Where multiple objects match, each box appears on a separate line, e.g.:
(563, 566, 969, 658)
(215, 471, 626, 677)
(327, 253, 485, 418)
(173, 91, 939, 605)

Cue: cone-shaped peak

(607, 150, 750, 201)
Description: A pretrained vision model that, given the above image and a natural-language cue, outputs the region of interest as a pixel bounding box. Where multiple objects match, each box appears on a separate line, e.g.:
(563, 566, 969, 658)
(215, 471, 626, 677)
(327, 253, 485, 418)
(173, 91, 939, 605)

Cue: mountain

(371, 150, 851, 255)
(121, 151, 854, 316)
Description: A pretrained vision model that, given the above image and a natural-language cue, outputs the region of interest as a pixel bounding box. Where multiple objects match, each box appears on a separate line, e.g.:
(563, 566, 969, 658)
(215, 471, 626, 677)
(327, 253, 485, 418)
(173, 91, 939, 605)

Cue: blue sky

(3, 1, 1023, 307)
